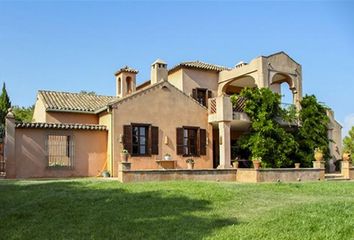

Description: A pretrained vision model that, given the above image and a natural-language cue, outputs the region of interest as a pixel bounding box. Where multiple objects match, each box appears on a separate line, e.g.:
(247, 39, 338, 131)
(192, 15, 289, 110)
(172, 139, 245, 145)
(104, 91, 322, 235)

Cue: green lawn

(0, 179, 353, 240)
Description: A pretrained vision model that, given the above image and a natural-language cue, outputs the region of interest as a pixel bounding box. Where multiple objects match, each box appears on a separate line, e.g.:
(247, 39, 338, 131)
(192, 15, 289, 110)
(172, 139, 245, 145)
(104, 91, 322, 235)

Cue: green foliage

(12, 105, 34, 123)
(0, 82, 11, 126)
(343, 126, 354, 154)
(235, 88, 298, 167)
(79, 90, 96, 95)
(295, 95, 330, 167)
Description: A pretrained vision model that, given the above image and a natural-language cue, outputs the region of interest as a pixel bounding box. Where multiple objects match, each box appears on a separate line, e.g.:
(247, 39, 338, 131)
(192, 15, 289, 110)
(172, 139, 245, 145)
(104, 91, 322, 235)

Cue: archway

(221, 75, 257, 96)
(126, 76, 132, 94)
(270, 73, 296, 107)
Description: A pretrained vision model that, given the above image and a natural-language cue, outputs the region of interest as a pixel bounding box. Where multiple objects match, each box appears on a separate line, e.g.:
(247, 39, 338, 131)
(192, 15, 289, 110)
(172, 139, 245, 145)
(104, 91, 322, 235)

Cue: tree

(343, 126, 354, 154)
(295, 95, 330, 167)
(79, 90, 96, 95)
(233, 88, 298, 168)
(0, 82, 11, 126)
(12, 105, 34, 123)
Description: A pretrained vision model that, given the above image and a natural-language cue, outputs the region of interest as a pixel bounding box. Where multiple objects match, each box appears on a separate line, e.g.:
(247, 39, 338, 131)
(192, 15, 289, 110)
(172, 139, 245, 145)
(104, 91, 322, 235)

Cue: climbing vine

(232, 89, 331, 168)
(234, 88, 298, 168)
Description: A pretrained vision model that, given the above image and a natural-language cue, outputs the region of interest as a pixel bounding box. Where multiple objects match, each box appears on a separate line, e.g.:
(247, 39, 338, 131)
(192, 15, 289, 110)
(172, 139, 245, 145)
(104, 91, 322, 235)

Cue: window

(123, 124, 159, 156)
(126, 76, 132, 93)
(132, 125, 149, 156)
(47, 135, 73, 167)
(118, 77, 121, 94)
(177, 127, 206, 156)
(192, 88, 212, 107)
(183, 128, 197, 156)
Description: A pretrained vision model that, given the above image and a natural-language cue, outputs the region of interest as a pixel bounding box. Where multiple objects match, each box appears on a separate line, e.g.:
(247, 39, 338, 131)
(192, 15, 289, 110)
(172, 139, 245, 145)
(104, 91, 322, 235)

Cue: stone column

(218, 121, 232, 169)
(4, 109, 16, 178)
(118, 162, 131, 182)
(341, 160, 352, 179)
(313, 161, 325, 180)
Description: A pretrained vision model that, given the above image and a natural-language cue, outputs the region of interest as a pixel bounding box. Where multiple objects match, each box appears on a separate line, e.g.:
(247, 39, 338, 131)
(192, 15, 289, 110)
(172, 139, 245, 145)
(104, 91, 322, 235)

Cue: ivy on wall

(232, 88, 330, 168)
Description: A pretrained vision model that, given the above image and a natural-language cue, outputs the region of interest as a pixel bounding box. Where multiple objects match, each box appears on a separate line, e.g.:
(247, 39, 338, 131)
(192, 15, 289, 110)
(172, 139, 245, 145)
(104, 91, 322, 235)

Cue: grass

(0, 179, 354, 240)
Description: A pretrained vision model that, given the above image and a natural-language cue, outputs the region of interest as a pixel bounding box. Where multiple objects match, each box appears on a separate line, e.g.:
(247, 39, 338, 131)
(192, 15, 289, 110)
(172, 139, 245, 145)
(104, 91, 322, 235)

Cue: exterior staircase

(325, 173, 350, 181)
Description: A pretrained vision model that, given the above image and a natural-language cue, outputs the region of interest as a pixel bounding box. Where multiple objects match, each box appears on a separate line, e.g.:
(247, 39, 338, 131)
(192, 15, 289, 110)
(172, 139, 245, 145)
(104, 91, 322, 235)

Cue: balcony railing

(232, 97, 247, 113)
(209, 98, 216, 114)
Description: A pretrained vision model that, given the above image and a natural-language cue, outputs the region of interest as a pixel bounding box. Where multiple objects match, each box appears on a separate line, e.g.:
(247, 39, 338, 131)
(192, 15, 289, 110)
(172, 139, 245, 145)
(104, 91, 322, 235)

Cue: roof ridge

(38, 90, 117, 98)
(16, 122, 108, 131)
(101, 80, 207, 112)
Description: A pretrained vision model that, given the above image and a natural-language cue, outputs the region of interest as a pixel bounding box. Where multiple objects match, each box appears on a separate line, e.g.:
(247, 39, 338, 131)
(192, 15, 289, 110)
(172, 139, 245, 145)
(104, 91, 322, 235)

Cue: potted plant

(314, 148, 324, 162)
(164, 153, 172, 161)
(121, 149, 129, 162)
(294, 163, 300, 169)
(102, 170, 110, 178)
(186, 158, 195, 169)
(251, 156, 261, 169)
(342, 151, 351, 162)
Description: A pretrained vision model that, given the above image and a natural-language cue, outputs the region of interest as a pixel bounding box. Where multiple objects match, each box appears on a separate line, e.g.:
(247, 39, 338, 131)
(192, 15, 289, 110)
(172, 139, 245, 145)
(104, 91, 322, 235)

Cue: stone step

(325, 173, 344, 179)
(325, 177, 350, 181)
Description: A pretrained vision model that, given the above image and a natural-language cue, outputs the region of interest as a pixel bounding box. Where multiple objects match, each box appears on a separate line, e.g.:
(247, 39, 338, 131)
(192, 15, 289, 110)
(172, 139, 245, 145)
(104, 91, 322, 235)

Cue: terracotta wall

(12, 128, 107, 178)
(119, 169, 237, 183)
(237, 168, 323, 183)
(182, 69, 219, 97)
(46, 112, 99, 124)
(112, 82, 213, 176)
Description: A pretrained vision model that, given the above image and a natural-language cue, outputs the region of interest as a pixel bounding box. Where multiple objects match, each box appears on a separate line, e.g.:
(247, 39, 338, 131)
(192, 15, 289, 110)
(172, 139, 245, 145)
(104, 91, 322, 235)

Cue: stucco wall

(99, 111, 113, 174)
(46, 112, 98, 124)
(168, 70, 183, 91)
(13, 128, 107, 178)
(237, 168, 323, 183)
(111, 82, 213, 176)
(120, 169, 237, 182)
(32, 97, 47, 122)
(183, 69, 219, 98)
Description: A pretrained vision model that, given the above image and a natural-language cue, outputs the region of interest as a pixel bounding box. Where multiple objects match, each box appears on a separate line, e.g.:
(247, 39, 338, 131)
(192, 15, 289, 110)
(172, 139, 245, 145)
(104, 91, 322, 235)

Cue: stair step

(325, 177, 350, 181)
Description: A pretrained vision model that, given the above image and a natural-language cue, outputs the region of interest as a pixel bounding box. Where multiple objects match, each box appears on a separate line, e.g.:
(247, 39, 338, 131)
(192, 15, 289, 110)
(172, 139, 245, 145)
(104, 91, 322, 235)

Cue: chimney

(151, 59, 168, 84)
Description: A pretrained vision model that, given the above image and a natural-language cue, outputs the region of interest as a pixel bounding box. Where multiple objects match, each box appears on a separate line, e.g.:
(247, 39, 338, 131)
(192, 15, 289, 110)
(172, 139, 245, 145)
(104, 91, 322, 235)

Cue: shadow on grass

(0, 180, 237, 240)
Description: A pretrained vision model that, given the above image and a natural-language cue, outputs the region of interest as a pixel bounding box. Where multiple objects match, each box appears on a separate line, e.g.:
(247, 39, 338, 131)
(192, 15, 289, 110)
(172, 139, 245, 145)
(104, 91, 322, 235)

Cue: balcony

(208, 96, 250, 126)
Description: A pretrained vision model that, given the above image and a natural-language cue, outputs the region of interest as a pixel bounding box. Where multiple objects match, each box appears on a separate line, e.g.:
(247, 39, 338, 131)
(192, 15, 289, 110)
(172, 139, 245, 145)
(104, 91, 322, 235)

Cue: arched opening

(126, 76, 132, 94)
(222, 75, 257, 96)
(270, 73, 295, 107)
(118, 77, 121, 95)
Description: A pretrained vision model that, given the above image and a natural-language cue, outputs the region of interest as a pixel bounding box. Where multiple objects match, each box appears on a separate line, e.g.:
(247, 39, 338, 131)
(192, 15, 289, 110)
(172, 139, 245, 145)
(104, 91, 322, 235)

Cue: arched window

(126, 76, 132, 93)
(118, 77, 121, 94)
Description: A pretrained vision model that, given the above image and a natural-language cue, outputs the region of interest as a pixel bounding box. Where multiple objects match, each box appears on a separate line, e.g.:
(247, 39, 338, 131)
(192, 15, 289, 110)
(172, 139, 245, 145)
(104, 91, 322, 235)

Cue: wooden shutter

(151, 126, 159, 155)
(176, 128, 184, 155)
(199, 128, 207, 156)
(206, 90, 212, 107)
(192, 88, 197, 100)
(123, 125, 132, 154)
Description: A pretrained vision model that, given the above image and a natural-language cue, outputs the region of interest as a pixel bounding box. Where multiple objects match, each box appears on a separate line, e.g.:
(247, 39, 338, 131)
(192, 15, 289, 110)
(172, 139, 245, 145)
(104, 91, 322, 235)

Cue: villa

(3, 52, 344, 180)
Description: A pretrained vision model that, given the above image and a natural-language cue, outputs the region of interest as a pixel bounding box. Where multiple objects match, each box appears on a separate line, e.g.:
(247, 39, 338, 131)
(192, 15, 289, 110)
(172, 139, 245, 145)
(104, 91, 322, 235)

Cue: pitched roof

(39, 90, 118, 113)
(103, 80, 207, 112)
(16, 122, 107, 131)
(114, 66, 139, 76)
(169, 61, 230, 74)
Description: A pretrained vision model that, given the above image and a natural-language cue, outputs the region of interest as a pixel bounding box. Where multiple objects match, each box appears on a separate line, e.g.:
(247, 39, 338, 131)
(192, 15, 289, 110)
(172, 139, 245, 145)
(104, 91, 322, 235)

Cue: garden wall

(118, 168, 237, 183)
(237, 168, 324, 183)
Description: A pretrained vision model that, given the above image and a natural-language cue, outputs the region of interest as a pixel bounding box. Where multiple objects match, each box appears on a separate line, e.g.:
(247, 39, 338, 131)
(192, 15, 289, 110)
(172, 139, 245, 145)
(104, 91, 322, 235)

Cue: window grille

(46, 135, 74, 168)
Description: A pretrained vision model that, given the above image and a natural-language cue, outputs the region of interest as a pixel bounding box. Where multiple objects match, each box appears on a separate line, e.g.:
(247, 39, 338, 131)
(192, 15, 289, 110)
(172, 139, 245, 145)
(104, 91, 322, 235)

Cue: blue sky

(0, 1, 353, 137)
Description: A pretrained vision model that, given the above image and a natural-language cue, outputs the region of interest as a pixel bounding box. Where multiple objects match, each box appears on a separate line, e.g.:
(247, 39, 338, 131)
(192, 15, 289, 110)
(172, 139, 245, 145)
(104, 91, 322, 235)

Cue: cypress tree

(0, 82, 11, 126)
